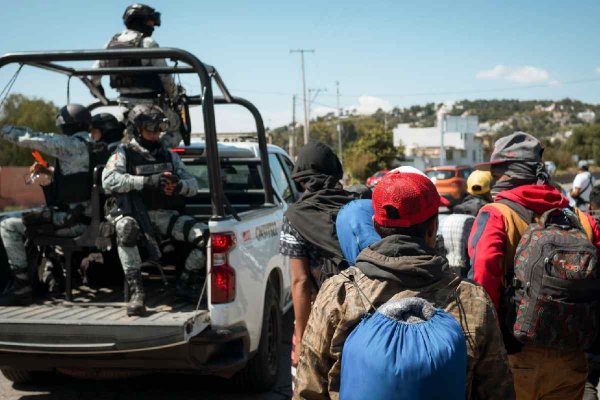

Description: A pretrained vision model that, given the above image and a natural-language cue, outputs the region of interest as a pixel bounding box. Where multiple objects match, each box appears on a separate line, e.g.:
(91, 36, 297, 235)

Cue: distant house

(393, 122, 485, 168)
(577, 110, 596, 123)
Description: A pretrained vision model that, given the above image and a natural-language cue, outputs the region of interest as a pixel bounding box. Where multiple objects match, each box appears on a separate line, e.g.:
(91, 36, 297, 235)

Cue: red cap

(372, 170, 440, 228)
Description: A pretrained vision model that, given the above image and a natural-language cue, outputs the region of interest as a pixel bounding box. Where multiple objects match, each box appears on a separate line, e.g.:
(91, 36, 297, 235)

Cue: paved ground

(0, 312, 294, 400)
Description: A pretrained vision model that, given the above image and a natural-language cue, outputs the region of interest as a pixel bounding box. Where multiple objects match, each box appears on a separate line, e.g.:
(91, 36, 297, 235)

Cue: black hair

(580, 165, 590, 172)
(591, 186, 600, 210)
(374, 213, 438, 239)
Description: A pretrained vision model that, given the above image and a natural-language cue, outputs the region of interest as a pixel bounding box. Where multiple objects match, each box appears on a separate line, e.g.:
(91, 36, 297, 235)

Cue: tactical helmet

(127, 104, 168, 150)
(123, 4, 161, 35)
(56, 104, 92, 135)
(92, 113, 124, 144)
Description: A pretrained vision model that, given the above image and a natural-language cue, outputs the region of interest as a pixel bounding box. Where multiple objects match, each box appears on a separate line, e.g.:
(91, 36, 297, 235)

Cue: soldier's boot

(125, 269, 146, 317)
(175, 269, 204, 302)
(13, 270, 33, 306)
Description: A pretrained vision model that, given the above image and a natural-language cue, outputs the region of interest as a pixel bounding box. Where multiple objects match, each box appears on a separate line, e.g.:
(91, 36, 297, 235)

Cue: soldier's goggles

(141, 118, 169, 133)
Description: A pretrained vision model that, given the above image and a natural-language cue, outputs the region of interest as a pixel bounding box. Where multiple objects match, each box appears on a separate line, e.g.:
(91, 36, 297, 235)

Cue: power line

(227, 76, 600, 100)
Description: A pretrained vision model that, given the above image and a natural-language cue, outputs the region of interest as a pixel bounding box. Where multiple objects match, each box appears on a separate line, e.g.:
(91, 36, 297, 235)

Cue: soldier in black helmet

(0, 104, 112, 304)
(102, 104, 207, 316)
(91, 113, 125, 151)
(91, 4, 183, 148)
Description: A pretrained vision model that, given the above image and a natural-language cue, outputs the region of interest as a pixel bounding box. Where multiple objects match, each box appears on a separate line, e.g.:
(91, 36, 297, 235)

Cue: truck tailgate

(0, 285, 209, 354)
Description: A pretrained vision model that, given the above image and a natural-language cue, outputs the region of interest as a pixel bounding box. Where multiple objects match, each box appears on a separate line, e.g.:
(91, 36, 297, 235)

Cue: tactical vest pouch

(510, 207, 600, 350)
(107, 32, 164, 94)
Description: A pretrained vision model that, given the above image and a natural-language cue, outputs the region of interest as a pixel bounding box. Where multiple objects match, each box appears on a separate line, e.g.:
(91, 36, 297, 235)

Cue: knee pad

(116, 217, 140, 247)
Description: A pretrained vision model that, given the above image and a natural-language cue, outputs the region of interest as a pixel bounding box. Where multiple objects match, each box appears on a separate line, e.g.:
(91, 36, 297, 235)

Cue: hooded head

(481, 132, 549, 194)
(291, 141, 343, 192)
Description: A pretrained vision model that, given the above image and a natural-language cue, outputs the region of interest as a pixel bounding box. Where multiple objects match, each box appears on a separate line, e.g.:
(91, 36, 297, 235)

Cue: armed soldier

(90, 3, 185, 148)
(102, 104, 206, 317)
(0, 104, 111, 304)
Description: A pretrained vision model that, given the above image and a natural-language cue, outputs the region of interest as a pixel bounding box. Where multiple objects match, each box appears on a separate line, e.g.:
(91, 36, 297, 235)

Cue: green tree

(343, 118, 398, 182)
(565, 124, 600, 165)
(0, 93, 59, 166)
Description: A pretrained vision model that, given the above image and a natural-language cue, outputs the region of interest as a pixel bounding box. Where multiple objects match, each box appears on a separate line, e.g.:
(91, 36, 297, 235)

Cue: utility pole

(308, 88, 327, 121)
(290, 95, 296, 159)
(336, 81, 343, 164)
(290, 49, 314, 145)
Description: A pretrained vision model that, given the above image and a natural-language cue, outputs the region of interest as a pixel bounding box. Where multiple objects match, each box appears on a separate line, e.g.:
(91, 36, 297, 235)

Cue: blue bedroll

(340, 298, 467, 400)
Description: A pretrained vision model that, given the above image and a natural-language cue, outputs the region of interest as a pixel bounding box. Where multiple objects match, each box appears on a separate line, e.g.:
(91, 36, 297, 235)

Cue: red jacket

(468, 184, 600, 310)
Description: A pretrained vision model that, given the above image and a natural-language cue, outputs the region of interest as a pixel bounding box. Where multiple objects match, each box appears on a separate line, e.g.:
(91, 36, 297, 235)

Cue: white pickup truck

(0, 48, 299, 391)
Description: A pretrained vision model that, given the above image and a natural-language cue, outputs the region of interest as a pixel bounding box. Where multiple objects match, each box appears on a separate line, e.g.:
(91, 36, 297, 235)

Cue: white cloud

(506, 66, 549, 83)
(595, 66, 600, 74)
(476, 65, 550, 84)
(548, 80, 560, 87)
(476, 65, 508, 79)
(348, 96, 393, 115)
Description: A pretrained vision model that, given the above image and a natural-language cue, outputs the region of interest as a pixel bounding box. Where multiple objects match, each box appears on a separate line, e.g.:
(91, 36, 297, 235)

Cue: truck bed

(0, 278, 209, 354)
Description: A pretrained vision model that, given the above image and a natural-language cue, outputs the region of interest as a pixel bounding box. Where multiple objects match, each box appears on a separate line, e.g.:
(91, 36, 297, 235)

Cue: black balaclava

(491, 161, 549, 194)
(291, 141, 343, 192)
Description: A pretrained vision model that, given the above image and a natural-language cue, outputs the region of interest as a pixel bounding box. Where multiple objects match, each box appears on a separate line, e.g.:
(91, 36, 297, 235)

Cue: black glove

(143, 174, 162, 189)
(160, 174, 182, 196)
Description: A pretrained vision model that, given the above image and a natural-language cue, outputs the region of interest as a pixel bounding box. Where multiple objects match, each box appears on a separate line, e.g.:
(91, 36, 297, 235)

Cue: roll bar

(0, 48, 274, 220)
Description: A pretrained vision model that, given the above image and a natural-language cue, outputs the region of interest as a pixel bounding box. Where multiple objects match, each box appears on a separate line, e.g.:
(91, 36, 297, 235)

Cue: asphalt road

(0, 312, 294, 400)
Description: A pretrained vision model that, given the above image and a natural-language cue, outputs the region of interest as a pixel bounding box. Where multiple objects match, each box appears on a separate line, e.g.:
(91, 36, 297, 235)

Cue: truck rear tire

(234, 284, 281, 392)
(1, 368, 35, 384)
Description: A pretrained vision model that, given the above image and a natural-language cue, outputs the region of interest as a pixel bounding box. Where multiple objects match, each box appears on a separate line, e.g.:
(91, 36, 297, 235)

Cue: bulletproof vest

(123, 145, 186, 211)
(43, 139, 112, 208)
(107, 32, 164, 94)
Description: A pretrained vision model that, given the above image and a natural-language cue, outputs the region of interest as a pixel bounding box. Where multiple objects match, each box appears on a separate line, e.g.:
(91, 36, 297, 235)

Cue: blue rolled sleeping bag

(340, 297, 467, 400)
(336, 199, 381, 265)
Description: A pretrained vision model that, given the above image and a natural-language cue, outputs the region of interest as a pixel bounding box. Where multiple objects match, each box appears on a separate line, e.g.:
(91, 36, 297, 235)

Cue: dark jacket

(453, 194, 490, 216)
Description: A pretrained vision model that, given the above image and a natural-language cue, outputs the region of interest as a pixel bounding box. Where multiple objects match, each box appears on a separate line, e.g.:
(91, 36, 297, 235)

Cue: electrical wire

(0, 64, 24, 110)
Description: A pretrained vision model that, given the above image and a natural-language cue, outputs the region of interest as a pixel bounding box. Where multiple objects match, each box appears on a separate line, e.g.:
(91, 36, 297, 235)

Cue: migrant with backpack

(469, 132, 600, 400)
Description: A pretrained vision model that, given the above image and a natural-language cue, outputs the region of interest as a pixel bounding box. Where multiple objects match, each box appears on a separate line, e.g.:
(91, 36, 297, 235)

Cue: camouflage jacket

(0, 125, 90, 175)
(102, 139, 198, 197)
(294, 235, 515, 400)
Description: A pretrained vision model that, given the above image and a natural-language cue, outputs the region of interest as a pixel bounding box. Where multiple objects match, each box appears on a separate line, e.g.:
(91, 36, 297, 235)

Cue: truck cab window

(269, 154, 294, 204)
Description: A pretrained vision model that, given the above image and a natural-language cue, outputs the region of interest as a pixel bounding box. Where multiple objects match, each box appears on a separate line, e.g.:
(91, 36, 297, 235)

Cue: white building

(393, 111, 484, 168)
(577, 110, 596, 123)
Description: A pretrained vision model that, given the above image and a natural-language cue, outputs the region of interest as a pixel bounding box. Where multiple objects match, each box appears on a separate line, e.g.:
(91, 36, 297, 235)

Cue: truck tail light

(211, 232, 236, 304)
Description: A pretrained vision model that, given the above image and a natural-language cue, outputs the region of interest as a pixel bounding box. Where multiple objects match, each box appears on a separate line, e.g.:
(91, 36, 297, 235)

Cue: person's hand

(30, 162, 52, 175)
(160, 172, 181, 196)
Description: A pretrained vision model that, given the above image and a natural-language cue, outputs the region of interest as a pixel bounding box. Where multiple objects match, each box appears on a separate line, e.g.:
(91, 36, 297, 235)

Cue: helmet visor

(141, 118, 169, 133)
(151, 11, 161, 26)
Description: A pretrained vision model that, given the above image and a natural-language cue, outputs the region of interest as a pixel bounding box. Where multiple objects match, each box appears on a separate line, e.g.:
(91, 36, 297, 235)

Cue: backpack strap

(497, 199, 535, 224)
(574, 207, 594, 241)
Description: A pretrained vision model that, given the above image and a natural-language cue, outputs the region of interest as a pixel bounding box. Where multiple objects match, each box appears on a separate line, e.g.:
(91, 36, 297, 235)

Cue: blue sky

(1, 0, 599, 132)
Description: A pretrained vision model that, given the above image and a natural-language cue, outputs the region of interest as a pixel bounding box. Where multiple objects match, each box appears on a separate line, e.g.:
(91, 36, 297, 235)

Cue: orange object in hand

(32, 151, 48, 168)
